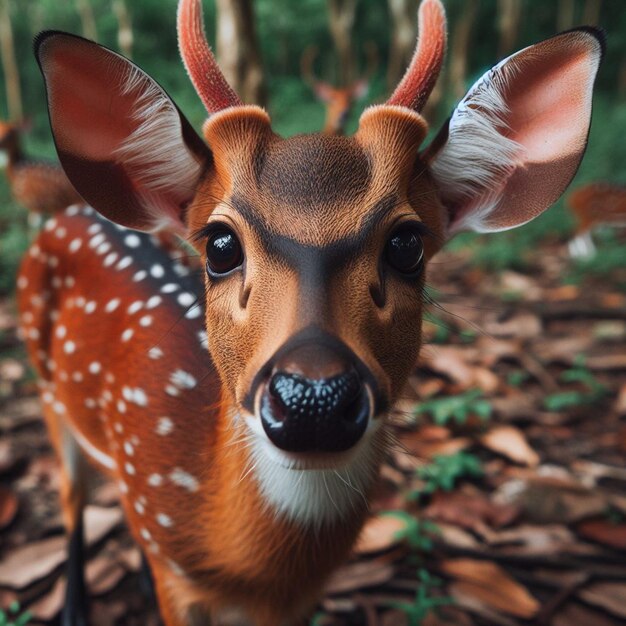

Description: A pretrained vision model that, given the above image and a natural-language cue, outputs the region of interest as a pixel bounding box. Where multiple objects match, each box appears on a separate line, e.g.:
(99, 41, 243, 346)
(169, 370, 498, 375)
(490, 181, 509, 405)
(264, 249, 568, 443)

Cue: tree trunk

(75, 0, 98, 41)
(113, 0, 133, 59)
(557, 0, 576, 32)
(327, 0, 358, 84)
(216, 0, 266, 107)
(386, 0, 418, 90)
(0, 0, 22, 121)
(497, 0, 523, 58)
(582, 0, 602, 25)
(449, 0, 478, 101)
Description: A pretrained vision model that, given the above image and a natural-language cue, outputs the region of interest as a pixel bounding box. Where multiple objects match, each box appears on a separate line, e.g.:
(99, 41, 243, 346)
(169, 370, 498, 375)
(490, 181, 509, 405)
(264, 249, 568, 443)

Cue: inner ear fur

(35, 30, 210, 234)
(424, 27, 604, 235)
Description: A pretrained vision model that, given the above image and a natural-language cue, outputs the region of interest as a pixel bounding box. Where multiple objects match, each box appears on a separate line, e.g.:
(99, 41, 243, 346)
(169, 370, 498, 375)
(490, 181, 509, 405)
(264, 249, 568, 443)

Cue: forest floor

(0, 233, 625, 626)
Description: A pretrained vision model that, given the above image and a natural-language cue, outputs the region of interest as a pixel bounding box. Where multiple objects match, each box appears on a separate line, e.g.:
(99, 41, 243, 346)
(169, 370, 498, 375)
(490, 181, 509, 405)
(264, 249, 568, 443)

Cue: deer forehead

(200, 106, 430, 246)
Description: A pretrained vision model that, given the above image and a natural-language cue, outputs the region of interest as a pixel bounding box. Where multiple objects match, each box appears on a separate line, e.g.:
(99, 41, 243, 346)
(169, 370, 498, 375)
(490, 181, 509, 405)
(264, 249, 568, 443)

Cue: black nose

(260, 370, 370, 453)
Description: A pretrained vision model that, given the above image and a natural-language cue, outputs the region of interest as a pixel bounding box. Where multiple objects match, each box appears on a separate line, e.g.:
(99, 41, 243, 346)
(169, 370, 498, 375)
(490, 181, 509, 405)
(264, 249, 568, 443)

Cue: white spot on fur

(148, 473, 163, 487)
(88, 361, 101, 374)
(125, 234, 141, 248)
(121, 329, 134, 342)
(105, 298, 121, 313)
(156, 417, 174, 436)
(146, 295, 162, 309)
(177, 292, 195, 308)
(148, 347, 163, 360)
(128, 301, 143, 315)
(156, 513, 173, 528)
(169, 468, 199, 492)
(64, 340, 76, 354)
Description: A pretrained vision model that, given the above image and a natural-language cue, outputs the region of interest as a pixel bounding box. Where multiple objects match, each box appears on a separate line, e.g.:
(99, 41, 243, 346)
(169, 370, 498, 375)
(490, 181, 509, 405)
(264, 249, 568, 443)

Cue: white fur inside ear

(430, 55, 526, 233)
(114, 66, 204, 231)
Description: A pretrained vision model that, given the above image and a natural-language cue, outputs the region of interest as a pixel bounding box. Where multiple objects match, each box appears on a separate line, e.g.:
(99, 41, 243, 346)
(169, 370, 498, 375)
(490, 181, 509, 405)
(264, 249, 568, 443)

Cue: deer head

(36, 0, 602, 523)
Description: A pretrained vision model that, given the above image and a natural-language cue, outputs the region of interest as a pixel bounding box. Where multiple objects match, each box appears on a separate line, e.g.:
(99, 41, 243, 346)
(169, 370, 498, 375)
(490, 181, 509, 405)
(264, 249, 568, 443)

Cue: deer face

(185, 106, 439, 456)
(36, 0, 602, 519)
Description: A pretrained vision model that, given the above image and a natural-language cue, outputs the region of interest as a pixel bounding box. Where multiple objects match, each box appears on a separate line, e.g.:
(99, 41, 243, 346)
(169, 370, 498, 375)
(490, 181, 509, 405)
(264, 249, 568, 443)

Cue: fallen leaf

(354, 514, 408, 554)
(576, 518, 626, 550)
(325, 557, 395, 595)
(579, 582, 626, 618)
(0, 484, 18, 530)
(553, 602, 623, 626)
(425, 491, 520, 534)
(0, 535, 66, 588)
(442, 559, 539, 618)
(481, 425, 540, 467)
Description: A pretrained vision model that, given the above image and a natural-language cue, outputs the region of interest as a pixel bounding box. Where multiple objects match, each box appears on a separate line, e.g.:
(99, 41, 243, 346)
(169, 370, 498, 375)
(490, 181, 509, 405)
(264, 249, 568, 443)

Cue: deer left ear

(424, 27, 604, 236)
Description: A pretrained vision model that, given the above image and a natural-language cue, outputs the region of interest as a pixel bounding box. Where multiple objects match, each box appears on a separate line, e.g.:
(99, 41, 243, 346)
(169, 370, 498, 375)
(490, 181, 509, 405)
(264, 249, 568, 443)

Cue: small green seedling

(543, 358, 607, 411)
(0, 602, 31, 626)
(409, 452, 484, 500)
(415, 389, 492, 426)
(381, 510, 440, 552)
(388, 569, 453, 626)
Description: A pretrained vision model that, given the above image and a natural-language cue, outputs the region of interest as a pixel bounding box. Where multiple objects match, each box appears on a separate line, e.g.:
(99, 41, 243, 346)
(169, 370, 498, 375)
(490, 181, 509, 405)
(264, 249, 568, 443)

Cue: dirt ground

(0, 234, 625, 626)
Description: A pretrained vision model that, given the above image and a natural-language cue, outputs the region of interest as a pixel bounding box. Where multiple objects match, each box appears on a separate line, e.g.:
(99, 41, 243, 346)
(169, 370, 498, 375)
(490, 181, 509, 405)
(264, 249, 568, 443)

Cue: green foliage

(507, 369, 530, 388)
(0, 177, 29, 296)
(410, 452, 484, 500)
(381, 510, 440, 552)
(564, 231, 626, 287)
(415, 389, 492, 426)
(0, 602, 31, 626)
(543, 358, 608, 411)
(388, 569, 453, 626)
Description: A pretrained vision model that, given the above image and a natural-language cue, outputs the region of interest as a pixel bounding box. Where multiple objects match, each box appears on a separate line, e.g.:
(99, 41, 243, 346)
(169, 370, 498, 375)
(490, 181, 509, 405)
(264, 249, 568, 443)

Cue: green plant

(381, 510, 440, 552)
(415, 389, 492, 426)
(543, 359, 607, 411)
(388, 569, 453, 626)
(0, 602, 31, 626)
(507, 369, 530, 387)
(409, 452, 484, 500)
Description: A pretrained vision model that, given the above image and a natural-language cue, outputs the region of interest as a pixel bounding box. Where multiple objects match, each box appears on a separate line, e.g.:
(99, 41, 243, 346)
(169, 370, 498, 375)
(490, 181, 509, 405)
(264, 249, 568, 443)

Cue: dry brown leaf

(27, 574, 66, 621)
(354, 514, 407, 555)
(0, 535, 66, 588)
(448, 582, 520, 626)
(579, 582, 626, 618)
(325, 557, 395, 595)
(442, 559, 539, 618)
(0, 484, 18, 530)
(484, 311, 541, 339)
(553, 602, 623, 626)
(576, 518, 626, 550)
(425, 491, 520, 534)
(480, 425, 539, 467)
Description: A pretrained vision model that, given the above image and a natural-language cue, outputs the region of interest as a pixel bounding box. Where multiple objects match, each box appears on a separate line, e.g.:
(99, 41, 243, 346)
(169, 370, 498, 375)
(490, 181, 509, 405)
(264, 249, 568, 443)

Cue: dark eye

(205, 227, 243, 276)
(384, 225, 424, 276)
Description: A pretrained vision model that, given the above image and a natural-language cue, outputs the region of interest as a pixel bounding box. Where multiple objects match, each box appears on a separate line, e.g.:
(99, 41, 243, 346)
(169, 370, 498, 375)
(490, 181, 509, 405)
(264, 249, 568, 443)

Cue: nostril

(260, 370, 370, 453)
(269, 371, 362, 421)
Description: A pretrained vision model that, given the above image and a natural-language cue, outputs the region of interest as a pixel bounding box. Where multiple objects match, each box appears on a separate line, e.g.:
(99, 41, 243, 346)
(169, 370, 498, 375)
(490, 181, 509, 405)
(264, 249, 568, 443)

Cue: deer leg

(47, 418, 89, 626)
(139, 551, 157, 607)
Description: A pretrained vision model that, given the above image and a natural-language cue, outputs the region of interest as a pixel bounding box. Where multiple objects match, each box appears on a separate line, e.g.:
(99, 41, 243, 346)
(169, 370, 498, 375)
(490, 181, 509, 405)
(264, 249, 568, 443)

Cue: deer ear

(424, 28, 604, 236)
(35, 31, 210, 235)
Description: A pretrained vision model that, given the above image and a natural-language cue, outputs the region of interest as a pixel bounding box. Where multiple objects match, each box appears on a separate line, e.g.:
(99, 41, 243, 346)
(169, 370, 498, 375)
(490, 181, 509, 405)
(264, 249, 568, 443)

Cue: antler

(386, 0, 447, 112)
(177, 0, 242, 114)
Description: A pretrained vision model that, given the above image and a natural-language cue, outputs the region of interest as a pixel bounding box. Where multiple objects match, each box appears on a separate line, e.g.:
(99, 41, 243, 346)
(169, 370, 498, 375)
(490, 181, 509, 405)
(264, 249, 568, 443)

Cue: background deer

(567, 182, 626, 257)
(18, 0, 602, 624)
(301, 43, 377, 134)
(0, 119, 82, 218)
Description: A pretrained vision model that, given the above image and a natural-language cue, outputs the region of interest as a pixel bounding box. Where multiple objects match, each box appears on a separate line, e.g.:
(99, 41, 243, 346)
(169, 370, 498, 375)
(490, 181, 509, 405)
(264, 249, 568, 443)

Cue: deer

(566, 182, 626, 257)
(301, 43, 377, 134)
(17, 0, 603, 624)
(0, 119, 82, 219)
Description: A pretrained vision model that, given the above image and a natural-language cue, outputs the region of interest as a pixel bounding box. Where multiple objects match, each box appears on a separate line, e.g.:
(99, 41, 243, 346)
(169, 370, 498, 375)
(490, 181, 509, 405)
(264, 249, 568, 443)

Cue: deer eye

(205, 227, 243, 276)
(384, 225, 424, 276)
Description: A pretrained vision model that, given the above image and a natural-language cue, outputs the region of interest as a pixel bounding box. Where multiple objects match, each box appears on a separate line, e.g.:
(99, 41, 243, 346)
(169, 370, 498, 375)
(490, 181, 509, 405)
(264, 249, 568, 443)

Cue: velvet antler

(387, 0, 447, 112)
(177, 0, 242, 113)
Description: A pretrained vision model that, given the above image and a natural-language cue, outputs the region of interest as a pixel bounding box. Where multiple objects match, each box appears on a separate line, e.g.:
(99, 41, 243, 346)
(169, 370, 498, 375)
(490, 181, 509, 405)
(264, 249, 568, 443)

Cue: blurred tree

(497, 0, 523, 57)
(75, 0, 98, 40)
(557, 0, 576, 30)
(449, 0, 478, 99)
(327, 0, 358, 84)
(113, 0, 133, 58)
(0, 0, 22, 121)
(216, 0, 266, 106)
(582, 0, 602, 24)
(386, 0, 417, 90)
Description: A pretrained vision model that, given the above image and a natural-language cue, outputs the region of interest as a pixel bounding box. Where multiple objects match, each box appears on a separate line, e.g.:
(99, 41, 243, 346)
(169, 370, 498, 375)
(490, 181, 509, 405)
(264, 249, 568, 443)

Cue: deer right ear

(424, 28, 604, 237)
(35, 31, 210, 235)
